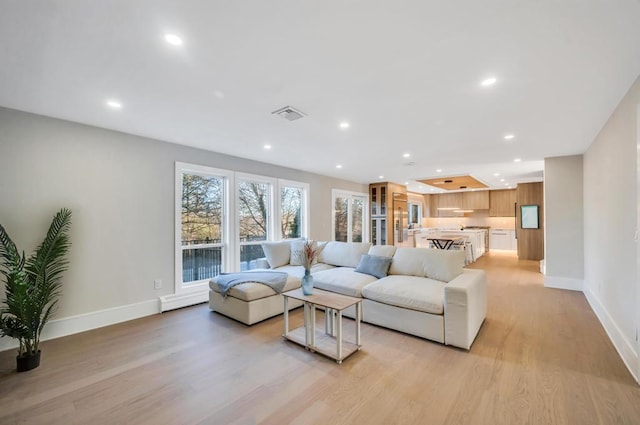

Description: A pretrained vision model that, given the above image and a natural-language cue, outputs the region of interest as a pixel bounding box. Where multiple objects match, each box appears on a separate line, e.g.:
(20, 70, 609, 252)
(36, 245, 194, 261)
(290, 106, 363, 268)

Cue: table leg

(336, 310, 343, 363)
(324, 307, 330, 334)
(310, 303, 316, 349)
(303, 302, 310, 348)
(283, 296, 289, 337)
(356, 302, 361, 348)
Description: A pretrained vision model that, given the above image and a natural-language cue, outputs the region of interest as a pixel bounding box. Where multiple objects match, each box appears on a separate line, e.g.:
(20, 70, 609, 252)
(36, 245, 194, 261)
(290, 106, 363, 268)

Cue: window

(238, 176, 272, 270)
(176, 163, 232, 293)
(175, 163, 309, 292)
(280, 181, 308, 240)
(332, 190, 369, 243)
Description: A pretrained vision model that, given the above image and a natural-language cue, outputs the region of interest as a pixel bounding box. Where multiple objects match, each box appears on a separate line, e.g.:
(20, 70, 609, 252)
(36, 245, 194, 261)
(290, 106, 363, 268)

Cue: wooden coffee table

(282, 288, 362, 364)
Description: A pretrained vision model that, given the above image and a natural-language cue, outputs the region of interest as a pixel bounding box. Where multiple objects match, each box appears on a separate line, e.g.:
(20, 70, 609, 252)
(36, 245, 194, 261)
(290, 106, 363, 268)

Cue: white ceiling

(1, 1, 640, 193)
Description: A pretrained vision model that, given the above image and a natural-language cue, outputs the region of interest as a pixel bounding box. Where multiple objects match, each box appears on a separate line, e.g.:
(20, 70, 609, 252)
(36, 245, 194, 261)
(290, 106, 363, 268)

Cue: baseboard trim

(160, 291, 208, 312)
(0, 299, 161, 353)
(544, 275, 584, 291)
(584, 286, 639, 384)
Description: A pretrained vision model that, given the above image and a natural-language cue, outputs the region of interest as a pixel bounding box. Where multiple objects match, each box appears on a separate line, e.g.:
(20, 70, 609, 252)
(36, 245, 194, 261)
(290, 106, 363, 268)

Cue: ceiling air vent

(271, 105, 307, 121)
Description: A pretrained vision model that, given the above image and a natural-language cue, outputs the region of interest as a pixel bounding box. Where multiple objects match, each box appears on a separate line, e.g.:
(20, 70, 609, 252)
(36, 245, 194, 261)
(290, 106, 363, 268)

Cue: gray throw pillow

(354, 254, 393, 279)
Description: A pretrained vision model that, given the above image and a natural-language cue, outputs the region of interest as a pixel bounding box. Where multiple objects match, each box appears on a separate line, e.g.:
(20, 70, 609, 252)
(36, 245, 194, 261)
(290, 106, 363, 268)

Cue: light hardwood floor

(1, 252, 639, 424)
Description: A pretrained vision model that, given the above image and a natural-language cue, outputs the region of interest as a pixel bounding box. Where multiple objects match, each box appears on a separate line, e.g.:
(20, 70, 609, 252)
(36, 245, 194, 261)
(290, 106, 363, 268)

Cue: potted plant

(0, 208, 72, 372)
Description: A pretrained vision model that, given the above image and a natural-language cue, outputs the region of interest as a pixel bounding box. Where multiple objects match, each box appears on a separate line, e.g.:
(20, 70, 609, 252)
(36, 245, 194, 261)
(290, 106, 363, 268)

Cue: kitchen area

(370, 181, 544, 263)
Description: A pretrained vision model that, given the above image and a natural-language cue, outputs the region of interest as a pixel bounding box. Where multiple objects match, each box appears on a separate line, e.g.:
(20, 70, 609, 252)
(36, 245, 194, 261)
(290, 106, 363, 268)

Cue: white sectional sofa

(209, 241, 487, 350)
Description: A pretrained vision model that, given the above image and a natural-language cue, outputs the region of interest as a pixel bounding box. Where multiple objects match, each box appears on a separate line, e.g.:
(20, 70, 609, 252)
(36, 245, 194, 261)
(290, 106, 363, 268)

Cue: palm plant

(0, 208, 72, 368)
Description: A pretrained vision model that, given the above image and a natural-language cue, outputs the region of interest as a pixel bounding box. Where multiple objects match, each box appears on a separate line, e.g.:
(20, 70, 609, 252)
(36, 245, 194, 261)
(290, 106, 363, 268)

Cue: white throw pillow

(389, 247, 464, 282)
(388, 247, 430, 277)
(368, 245, 397, 258)
(261, 241, 291, 269)
(290, 239, 318, 266)
(320, 241, 372, 268)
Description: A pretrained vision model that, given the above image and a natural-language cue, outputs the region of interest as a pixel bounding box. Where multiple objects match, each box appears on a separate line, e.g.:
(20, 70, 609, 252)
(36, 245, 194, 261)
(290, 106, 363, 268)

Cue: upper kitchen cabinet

(461, 191, 489, 210)
(489, 189, 516, 217)
(430, 192, 463, 217)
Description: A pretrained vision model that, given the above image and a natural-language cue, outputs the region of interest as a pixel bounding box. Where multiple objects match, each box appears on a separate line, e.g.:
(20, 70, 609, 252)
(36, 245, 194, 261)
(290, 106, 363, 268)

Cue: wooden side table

(282, 288, 362, 364)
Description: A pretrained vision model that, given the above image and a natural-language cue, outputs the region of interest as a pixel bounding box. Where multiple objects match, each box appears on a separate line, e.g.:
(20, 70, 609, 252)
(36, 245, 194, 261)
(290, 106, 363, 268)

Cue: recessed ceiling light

(339, 121, 350, 129)
(378, 175, 384, 179)
(436, 169, 442, 173)
(500, 178, 505, 182)
(504, 134, 515, 140)
(514, 158, 521, 162)
(404, 181, 409, 185)
(106, 100, 122, 109)
(164, 34, 183, 46)
(403, 153, 410, 158)
(493, 173, 500, 177)
(430, 188, 435, 191)
(504, 183, 509, 186)
(481, 77, 497, 87)
(263, 144, 272, 150)
(336, 164, 343, 169)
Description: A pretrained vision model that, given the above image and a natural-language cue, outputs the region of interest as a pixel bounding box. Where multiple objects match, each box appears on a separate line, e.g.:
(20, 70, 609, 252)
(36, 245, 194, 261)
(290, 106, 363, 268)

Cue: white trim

(544, 275, 584, 291)
(160, 290, 209, 312)
(0, 299, 160, 353)
(584, 286, 639, 384)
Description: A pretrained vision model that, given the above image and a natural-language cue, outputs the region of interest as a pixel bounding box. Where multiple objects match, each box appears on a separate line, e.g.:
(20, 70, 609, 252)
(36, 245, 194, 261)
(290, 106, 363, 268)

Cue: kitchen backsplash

(422, 211, 516, 229)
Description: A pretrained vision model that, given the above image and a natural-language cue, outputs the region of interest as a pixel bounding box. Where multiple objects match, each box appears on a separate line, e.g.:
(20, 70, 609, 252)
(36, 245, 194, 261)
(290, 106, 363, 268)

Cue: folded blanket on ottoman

(214, 271, 288, 298)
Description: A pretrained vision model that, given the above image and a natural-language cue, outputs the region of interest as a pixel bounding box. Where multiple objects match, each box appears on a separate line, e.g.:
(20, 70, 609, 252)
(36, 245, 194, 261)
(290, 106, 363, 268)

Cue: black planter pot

(16, 350, 41, 372)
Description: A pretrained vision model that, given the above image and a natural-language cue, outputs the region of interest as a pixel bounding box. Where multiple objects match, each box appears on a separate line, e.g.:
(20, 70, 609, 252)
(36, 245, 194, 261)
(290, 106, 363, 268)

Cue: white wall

(583, 75, 640, 382)
(0, 107, 366, 348)
(544, 155, 584, 290)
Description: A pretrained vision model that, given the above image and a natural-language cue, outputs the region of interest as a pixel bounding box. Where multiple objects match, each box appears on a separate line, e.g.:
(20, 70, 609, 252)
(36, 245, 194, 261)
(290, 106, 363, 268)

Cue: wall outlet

(154, 279, 162, 290)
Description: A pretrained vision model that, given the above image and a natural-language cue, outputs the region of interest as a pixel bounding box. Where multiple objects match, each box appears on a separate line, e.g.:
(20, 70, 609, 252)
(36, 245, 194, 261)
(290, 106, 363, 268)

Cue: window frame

(175, 162, 311, 292)
(235, 172, 276, 271)
(175, 162, 234, 295)
(278, 179, 310, 240)
(331, 189, 370, 243)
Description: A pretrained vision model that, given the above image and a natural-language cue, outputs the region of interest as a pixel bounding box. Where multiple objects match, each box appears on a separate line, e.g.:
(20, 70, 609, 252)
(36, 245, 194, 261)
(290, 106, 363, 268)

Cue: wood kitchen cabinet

(429, 192, 463, 217)
(462, 191, 489, 210)
(489, 189, 516, 217)
(370, 182, 406, 245)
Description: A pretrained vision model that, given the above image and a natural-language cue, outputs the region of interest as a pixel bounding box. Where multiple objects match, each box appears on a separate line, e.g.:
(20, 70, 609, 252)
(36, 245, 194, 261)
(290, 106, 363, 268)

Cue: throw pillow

(261, 241, 291, 269)
(354, 254, 393, 279)
(290, 239, 317, 266)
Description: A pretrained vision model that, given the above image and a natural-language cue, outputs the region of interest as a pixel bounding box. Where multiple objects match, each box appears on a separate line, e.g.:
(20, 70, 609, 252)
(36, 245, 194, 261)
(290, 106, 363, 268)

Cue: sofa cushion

(209, 271, 301, 302)
(362, 275, 447, 314)
(318, 241, 372, 268)
(312, 267, 378, 298)
(261, 241, 291, 269)
(388, 247, 430, 277)
(368, 245, 397, 258)
(354, 254, 392, 279)
(389, 248, 464, 282)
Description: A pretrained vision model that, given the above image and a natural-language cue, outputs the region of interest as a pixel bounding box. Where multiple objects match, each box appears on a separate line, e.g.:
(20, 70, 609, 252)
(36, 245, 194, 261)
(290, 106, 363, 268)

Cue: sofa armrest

(443, 269, 487, 350)
(255, 257, 271, 269)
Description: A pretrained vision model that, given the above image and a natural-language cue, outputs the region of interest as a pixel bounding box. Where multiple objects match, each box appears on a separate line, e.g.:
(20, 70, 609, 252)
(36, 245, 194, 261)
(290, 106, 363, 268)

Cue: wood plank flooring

(1, 252, 639, 424)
